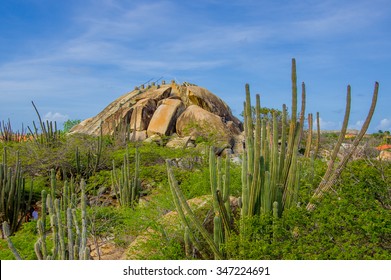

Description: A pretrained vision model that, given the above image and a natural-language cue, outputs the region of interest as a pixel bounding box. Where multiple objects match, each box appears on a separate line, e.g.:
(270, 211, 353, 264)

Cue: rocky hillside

(70, 81, 244, 153)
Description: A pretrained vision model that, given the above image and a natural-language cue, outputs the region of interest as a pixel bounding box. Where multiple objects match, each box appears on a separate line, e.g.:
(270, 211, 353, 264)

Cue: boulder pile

(70, 81, 244, 153)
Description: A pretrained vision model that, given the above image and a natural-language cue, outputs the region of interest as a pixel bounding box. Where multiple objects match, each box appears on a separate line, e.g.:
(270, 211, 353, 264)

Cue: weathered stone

(378, 150, 391, 161)
(69, 83, 244, 145)
(166, 136, 192, 149)
(143, 134, 163, 145)
(176, 105, 231, 143)
(129, 98, 156, 131)
(147, 99, 185, 136)
(129, 130, 148, 142)
(134, 85, 172, 102)
(69, 88, 144, 135)
(186, 86, 242, 129)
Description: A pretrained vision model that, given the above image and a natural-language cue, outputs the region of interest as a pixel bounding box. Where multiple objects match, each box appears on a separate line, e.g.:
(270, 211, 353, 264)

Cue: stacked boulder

(70, 81, 243, 153)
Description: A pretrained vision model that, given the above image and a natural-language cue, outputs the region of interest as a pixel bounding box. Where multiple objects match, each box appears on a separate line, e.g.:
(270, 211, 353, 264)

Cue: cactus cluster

(74, 126, 104, 178)
(241, 59, 305, 217)
(0, 147, 32, 236)
(166, 59, 380, 260)
(306, 82, 378, 210)
(34, 179, 90, 260)
(28, 101, 60, 147)
(0, 119, 27, 142)
(111, 147, 141, 208)
(166, 159, 222, 259)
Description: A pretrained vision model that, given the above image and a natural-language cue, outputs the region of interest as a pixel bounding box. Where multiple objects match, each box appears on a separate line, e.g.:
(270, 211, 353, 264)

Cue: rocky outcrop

(176, 105, 232, 146)
(378, 150, 391, 161)
(147, 98, 185, 137)
(70, 81, 243, 153)
(130, 98, 156, 131)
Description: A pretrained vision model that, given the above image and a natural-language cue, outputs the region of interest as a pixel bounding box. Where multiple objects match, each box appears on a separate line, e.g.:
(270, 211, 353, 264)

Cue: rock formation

(70, 81, 243, 152)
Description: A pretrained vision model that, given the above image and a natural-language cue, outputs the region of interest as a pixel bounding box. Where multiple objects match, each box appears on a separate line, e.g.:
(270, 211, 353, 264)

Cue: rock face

(378, 150, 391, 161)
(70, 81, 243, 152)
(176, 105, 232, 145)
(147, 98, 185, 137)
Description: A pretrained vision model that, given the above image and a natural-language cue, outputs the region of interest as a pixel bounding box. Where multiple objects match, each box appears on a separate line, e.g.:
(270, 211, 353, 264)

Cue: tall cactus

(35, 179, 90, 260)
(304, 113, 313, 158)
(0, 148, 32, 236)
(167, 160, 222, 259)
(307, 82, 379, 210)
(240, 58, 304, 218)
(111, 147, 141, 208)
(2, 221, 22, 259)
(28, 101, 60, 147)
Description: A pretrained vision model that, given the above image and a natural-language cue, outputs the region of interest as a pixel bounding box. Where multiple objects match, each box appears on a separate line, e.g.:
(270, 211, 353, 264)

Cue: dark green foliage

(224, 160, 391, 260)
(63, 119, 81, 133)
(0, 220, 38, 260)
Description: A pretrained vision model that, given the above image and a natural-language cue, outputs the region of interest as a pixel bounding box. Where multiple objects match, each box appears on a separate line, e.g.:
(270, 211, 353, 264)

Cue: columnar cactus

(240, 59, 304, 218)
(307, 82, 379, 210)
(2, 221, 22, 259)
(35, 179, 90, 260)
(0, 148, 32, 236)
(111, 147, 141, 208)
(167, 160, 222, 259)
(304, 113, 313, 158)
(28, 101, 60, 147)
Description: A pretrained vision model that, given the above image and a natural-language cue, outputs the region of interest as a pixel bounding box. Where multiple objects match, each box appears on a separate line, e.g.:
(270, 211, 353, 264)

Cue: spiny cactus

(0, 147, 32, 236)
(35, 179, 90, 260)
(314, 112, 321, 158)
(304, 113, 313, 158)
(74, 125, 104, 178)
(241, 59, 304, 218)
(307, 82, 379, 210)
(28, 101, 60, 147)
(167, 160, 222, 259)
(111, 147, 141, 208)
(2, 221, 23, 259)
(213, 215, 223, 258)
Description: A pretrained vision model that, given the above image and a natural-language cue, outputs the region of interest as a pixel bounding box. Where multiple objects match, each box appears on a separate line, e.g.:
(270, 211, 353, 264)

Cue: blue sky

(1, 0, 390, 133)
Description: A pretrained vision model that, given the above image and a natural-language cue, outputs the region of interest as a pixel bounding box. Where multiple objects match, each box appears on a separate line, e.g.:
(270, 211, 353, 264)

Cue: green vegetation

(63, 119, 81, 133)
(0, 59, 389, 260)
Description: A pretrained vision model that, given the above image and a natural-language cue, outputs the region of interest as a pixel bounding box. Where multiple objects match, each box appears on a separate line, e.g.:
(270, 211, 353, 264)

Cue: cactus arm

(307, 82, 378, 210)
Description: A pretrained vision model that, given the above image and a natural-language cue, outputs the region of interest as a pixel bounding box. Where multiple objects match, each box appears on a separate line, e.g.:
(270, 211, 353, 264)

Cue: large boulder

(147, 99, 185, 136)
(186, 86, 242, 129)
(69, 82, 243, 151)
(129, 98, 156, 131)
(378, 150, 391, 161)
(176, 105, 233, 146)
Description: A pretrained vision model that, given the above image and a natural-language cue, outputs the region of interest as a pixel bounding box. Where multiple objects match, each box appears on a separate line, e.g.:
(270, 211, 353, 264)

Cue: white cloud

(376, 118, 391, 131)
(349, 120, 364, 130)
(318, 118, 337, 130)
(44, 112, 69, 123)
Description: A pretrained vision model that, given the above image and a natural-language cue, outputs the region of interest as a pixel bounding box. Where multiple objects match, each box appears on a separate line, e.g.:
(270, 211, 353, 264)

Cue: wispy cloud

(318, 118, 338, 130)
(376, 118, 391, 132)
(44, 112, 69, 123)
(349, 120, 365, 130)
(1, 0, 390, 132)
